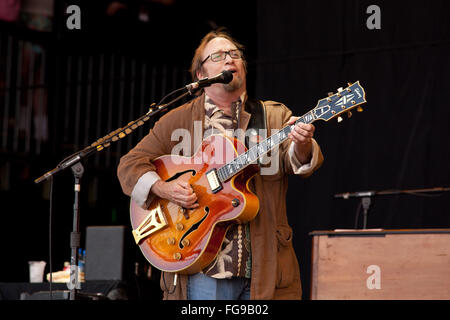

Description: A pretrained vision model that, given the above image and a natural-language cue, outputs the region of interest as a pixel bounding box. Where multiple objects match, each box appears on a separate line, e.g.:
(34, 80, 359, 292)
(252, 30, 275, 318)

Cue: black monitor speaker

(85, 225, 127, 281)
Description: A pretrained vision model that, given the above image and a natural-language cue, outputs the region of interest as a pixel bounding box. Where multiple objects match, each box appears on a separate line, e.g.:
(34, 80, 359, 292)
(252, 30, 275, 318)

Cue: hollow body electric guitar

(130, 81, 367, 274)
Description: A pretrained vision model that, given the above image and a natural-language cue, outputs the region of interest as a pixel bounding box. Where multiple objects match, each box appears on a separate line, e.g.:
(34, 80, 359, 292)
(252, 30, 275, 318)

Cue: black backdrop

(1, 0, 449, 300)
(254, 0, 450, 298)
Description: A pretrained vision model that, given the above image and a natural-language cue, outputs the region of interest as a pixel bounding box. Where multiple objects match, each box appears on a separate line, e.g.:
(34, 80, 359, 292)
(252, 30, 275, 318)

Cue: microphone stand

(34, 87, 193, 300)
(334, 187, 450, 229)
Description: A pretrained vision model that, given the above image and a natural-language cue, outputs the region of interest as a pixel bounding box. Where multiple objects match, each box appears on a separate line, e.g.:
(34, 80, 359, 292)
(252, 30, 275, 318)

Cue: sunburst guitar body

(130, 134, 260, 274)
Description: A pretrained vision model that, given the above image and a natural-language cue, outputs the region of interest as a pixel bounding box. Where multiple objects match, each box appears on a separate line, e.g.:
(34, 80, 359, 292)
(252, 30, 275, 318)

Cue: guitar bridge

(132, 204, 168, 244)
(206, 168, 222, 193)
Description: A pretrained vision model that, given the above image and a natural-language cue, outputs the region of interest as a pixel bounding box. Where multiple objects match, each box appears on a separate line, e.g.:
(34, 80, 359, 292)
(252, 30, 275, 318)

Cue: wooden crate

(310, 229, 450, 300)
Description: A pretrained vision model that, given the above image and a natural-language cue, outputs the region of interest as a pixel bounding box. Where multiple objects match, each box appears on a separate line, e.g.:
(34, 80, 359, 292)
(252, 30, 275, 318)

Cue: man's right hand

(151, 179, 199, 209)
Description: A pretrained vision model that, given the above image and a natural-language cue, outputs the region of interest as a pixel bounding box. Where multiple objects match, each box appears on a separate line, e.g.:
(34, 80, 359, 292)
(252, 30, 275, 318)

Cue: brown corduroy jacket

(117, 93, 324, 300)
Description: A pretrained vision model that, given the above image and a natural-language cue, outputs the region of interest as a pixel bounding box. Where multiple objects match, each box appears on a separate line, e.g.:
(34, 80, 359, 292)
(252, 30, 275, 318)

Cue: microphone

(334, 190, 376, 199)
(186, 70, 234, 93)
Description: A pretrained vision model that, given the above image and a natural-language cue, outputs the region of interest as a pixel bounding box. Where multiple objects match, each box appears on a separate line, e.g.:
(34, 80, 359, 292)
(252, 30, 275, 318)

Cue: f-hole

(179, 207, 209, 249)
(165, 169, 196, 182)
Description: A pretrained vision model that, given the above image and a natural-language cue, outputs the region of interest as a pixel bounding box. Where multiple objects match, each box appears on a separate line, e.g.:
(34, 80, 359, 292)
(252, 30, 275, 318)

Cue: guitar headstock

(313, 81, 367, 122)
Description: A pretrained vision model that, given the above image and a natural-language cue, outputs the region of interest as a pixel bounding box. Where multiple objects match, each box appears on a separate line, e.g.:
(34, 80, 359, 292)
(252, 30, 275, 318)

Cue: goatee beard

(222, 75, 243, 92)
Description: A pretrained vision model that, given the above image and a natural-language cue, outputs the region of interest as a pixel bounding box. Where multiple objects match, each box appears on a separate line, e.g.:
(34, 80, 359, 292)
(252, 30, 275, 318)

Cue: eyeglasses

(201, 49, 241, 65)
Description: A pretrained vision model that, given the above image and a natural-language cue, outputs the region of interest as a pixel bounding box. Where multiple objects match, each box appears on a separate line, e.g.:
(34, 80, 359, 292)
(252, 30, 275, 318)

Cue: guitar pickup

(206, 168, 223, 194)
(132, 204, 168, 244)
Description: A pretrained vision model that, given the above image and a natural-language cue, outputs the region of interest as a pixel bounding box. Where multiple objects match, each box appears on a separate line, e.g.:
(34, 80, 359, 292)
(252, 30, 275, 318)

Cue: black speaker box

(85, 225, 128, 281)
(20, 290, 70, 300)
(20, 290, 108, 300)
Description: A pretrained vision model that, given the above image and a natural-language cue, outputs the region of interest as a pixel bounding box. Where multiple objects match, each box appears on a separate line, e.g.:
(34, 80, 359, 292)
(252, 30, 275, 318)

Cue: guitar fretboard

(216, 110, 316, 182)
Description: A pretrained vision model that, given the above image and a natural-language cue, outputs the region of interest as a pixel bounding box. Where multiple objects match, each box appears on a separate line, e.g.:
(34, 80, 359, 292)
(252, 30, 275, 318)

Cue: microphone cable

(48, 176, 54, 300)
(156, 87, 188, 108)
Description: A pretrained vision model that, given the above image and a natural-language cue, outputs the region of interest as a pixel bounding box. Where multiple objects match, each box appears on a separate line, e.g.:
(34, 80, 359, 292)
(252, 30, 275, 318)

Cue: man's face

(198, 37, 246, 93)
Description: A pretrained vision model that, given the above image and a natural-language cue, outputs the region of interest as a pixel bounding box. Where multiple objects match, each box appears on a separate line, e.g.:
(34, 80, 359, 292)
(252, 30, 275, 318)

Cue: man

(117, 29, 323, 300)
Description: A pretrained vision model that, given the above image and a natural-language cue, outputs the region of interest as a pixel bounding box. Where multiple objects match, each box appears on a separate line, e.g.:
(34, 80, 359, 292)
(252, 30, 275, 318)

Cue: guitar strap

(244, 97, 267, 149)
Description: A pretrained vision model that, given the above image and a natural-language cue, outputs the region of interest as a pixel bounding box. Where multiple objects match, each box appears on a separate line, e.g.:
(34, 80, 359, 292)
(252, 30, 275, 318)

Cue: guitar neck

(216, 110, 316, 182)
(216, 81, 367, 182)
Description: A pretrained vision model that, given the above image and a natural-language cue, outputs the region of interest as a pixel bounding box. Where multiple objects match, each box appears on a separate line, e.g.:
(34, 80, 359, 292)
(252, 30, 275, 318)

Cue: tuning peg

(337, 116, 343, 123)
(337, 87, 343, 92)
(357, 106, 363, 112)
(327, 92, 334, 97)
(347, 82, 353, 86)
(347, 111, 353, 118)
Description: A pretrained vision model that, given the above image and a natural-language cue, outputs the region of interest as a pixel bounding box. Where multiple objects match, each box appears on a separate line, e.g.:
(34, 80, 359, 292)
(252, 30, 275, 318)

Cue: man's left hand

(287, 117, 315, 164)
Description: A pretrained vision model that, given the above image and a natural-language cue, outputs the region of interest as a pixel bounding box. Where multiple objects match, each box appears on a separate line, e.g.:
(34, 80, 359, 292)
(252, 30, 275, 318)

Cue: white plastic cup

(28, 261, 46, 283)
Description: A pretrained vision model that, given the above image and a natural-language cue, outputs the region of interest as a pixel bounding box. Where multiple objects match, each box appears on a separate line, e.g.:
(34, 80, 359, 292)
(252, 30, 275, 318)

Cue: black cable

(354, 200, 362, 229)
(156, 86, 187, 108)
(48, 176, 54, 300)
(162, 271, 176, 294)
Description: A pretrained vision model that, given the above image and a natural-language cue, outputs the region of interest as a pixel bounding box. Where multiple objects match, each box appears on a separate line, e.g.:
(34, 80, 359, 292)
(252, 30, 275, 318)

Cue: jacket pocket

(276, 225, 295, 288)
